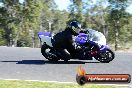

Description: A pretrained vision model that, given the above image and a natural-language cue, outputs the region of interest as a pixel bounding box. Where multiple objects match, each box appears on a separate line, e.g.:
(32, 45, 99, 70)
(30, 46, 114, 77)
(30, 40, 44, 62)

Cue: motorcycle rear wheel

(41, 44, 59, 62)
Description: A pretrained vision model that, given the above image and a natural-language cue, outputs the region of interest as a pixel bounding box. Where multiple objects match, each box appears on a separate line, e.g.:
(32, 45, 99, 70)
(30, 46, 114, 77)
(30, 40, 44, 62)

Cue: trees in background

(68, 0, 83, 22)
(0, 0, 132, 50)
(0, 0, 68, 47)
(68, 0, 132, 50)
(108, 0, 131, 50)
(0, 0, 21, 46)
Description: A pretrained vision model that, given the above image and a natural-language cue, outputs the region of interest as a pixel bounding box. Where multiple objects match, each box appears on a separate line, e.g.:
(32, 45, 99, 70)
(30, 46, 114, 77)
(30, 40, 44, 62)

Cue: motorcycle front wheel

(95, 49, 115, 63)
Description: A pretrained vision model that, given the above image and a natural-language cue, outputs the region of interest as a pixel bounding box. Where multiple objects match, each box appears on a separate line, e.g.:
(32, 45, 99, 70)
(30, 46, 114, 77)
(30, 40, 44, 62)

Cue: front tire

(95, 49, 115, 63)
(41, 44, 59, 62)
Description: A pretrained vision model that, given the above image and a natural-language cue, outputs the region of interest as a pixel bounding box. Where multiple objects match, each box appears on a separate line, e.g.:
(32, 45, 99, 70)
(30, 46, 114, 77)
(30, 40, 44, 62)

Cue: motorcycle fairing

(38, 32, 53, 47)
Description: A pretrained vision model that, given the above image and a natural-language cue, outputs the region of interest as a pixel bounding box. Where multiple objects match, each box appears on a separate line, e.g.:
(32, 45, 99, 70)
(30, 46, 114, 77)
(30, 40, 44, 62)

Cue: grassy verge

(0, 80, 128, 88)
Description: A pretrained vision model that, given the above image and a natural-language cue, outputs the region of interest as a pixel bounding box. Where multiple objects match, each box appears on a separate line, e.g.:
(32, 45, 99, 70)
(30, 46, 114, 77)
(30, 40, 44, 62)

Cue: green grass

(0, 80, 128, 88)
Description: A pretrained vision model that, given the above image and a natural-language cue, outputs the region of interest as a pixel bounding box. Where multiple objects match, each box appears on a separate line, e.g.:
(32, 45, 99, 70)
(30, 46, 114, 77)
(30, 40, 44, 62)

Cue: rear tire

(41, 44, 59, 62)
(64, 59, 69, 62)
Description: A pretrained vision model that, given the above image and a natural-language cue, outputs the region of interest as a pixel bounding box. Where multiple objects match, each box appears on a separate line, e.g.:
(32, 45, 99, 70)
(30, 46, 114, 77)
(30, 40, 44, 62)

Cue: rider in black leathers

(52, 21, 82, 61)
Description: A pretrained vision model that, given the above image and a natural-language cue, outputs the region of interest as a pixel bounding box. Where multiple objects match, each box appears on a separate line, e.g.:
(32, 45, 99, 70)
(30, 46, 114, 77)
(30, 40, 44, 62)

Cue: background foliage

(0, 0, 132, 50)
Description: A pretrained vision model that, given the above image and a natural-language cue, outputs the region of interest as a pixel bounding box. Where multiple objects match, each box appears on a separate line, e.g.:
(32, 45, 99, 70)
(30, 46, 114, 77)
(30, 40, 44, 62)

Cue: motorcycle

(38, 32, 115, 63)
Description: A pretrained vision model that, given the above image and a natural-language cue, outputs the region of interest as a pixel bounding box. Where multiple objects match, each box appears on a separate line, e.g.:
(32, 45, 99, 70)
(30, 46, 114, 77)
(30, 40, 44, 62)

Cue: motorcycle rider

(52, 21, 82, 61)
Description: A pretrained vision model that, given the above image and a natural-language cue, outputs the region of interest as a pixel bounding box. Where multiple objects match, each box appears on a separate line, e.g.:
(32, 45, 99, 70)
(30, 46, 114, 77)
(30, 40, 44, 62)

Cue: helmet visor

(73, 27, 81, 34)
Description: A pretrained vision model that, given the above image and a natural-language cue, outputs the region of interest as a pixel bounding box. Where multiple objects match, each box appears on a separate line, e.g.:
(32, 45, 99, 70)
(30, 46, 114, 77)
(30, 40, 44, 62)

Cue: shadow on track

(1, 60, 45, 65)
(1, 60, 100, 65)
(44, 60, 100, 64)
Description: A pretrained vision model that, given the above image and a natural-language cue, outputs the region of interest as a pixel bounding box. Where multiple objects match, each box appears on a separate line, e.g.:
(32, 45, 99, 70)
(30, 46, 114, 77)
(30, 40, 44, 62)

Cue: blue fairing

(38, 32, 51, 37)
(100, 45, 109, 52)
(75, 33, 88, 45)
(75, 33, 109, 51)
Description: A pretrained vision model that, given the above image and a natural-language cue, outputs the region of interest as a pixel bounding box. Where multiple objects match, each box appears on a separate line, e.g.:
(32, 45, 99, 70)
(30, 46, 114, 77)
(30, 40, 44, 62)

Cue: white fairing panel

(39, 35, 53, 47)
(88, 29, 106, 45)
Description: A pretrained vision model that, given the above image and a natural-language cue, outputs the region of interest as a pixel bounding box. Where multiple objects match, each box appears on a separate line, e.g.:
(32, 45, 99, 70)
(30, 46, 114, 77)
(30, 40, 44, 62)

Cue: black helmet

(68, 21, 81, 34)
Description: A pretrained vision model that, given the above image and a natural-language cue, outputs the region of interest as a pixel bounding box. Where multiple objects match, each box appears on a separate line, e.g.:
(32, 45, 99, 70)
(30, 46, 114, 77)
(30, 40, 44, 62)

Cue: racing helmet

(68, 21, 81, 34)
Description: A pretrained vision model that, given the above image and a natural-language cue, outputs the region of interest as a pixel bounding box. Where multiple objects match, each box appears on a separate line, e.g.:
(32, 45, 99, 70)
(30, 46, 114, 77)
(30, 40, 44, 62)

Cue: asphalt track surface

(0, 47, 132, 85)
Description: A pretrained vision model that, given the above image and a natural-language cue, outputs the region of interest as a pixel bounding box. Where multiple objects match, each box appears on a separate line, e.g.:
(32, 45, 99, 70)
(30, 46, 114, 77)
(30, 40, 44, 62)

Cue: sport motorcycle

(38, 32, 115, 63)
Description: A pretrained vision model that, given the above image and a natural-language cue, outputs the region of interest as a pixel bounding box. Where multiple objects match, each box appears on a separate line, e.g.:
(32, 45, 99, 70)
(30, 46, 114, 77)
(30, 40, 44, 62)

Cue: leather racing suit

(52, 28, 78, 60)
